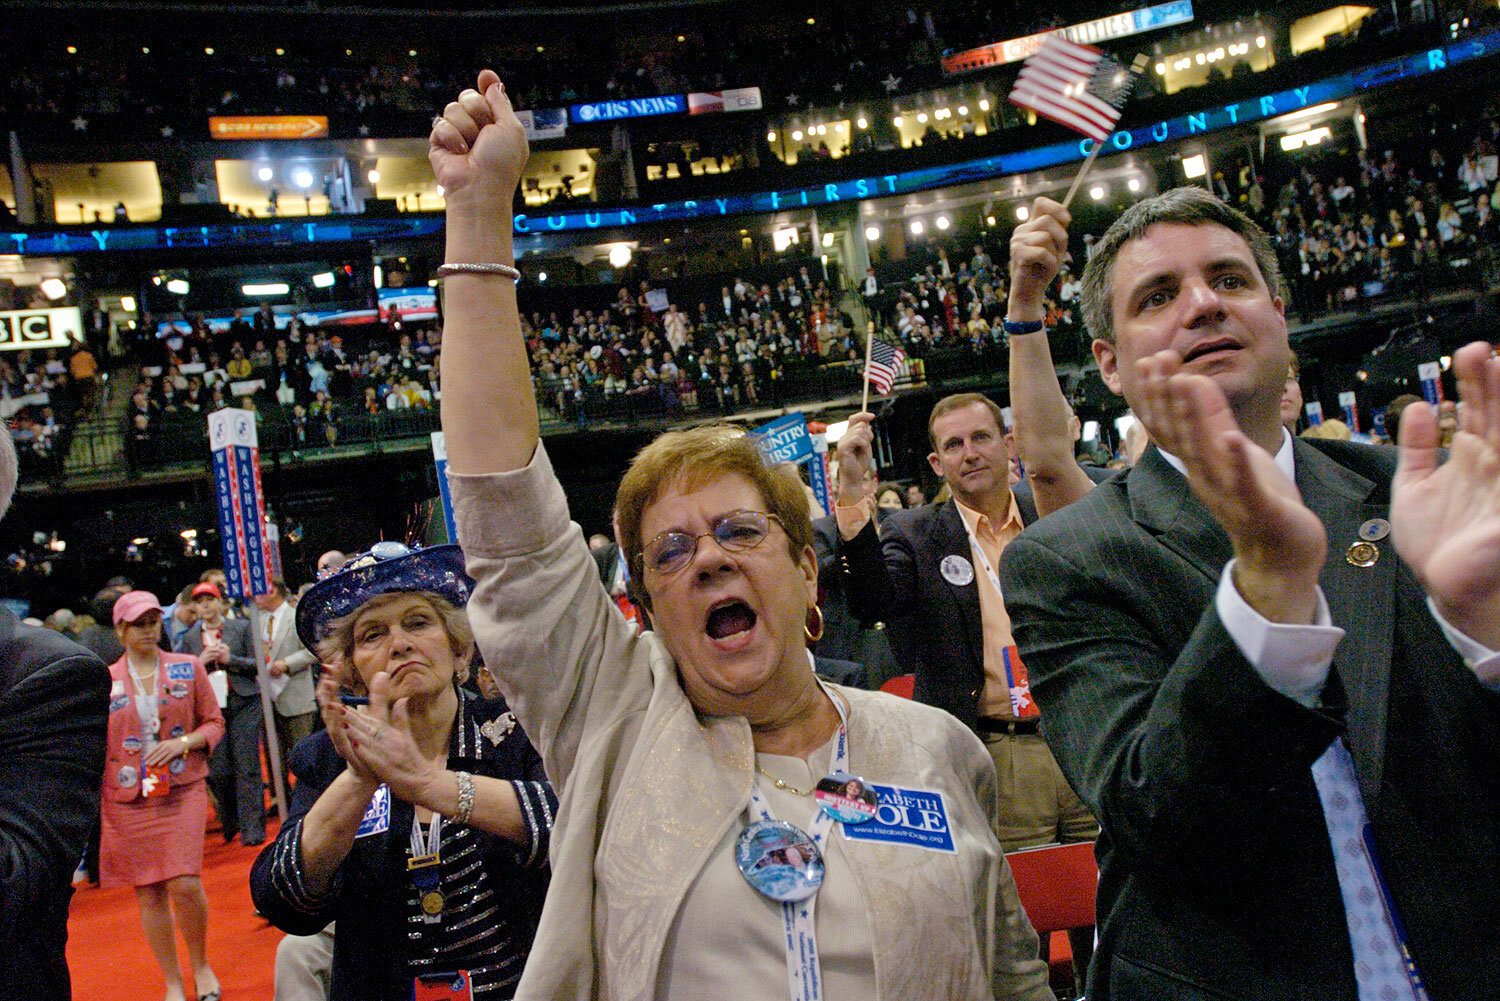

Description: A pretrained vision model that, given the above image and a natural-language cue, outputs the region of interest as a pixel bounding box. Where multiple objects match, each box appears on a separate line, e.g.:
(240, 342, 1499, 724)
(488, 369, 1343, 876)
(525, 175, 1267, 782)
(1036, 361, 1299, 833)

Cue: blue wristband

(1002, 318, 1046, 335)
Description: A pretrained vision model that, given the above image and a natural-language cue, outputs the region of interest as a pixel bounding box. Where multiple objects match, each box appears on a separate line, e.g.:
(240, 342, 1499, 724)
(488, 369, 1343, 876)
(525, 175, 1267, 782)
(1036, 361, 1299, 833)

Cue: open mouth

(705, 599, 757, 640)
(1182, 338, 1241, 364)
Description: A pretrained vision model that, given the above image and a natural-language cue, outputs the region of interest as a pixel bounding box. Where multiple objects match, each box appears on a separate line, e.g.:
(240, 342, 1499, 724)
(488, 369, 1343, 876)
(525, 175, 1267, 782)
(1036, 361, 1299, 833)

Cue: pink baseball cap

(112, 590, 164, 626)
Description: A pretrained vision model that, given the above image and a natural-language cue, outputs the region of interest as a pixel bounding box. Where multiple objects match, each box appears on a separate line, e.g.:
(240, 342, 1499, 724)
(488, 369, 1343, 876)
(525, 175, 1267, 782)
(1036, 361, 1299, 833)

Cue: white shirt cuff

(1215, 559, 1345, 708)
(1426, 597, 1500, 692)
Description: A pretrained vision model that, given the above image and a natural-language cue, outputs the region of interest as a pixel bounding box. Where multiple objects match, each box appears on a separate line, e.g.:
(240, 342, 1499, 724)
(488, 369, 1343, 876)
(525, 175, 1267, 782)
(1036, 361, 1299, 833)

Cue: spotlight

(864, 225, 881, 241)
(856, 117, 867, 129)
(892, 116, 904, 127)
(821, 232, 835, 247)
(39, 278, 66, 301)
(537, 271, 547, 282)
(242, 282, 289, 296)
(1089, 185, 1106, 201)
(1181, 154, 1207, 179)
(293, 168, 314, 189)
(1155, 62, 1166, 74)
(311, 272, 335, 288)
(608, 244, 632, 268)
(257, 167, 274, 182)
(957, 105, 968, 115)
(978, 99, 990, 111)
(935, 215, 950, 230)
(908, 219, 924, 235)
(373, 265, 383, 289)
(916, 112, 928, 123)
(767, 131, 777, 143)
(1127, 177, 1142, 193)
(792, 130, 803, 141)
(367, 169, 381, 184)
(204, 47, 214, 55)
(1015, 205, 1030, 221)
(985, 215, 996, 227)
(120, 295, 137, 313)
(166, 278, 190, 295)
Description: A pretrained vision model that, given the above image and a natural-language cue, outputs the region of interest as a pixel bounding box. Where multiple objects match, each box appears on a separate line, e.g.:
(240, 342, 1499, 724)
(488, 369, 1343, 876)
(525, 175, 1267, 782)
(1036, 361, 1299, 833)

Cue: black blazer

(999, 440, 1500, 1001)
(177, 617, 258, 697)
(0, 609, 109, 1001)
(837, 487, 1038, 728)
(250, 691, 555, 1001)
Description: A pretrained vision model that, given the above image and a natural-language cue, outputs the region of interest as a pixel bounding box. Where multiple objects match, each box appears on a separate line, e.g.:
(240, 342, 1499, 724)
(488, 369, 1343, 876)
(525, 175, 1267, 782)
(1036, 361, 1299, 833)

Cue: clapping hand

(1391, 341, 1500, 649)
(335, 672, 444, 806)
(1134, 350, 1327, 624)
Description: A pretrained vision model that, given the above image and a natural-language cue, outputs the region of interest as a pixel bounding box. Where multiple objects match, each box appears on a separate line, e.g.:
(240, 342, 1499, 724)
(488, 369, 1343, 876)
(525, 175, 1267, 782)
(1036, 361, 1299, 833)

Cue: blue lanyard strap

(746, 682, 850, 1001)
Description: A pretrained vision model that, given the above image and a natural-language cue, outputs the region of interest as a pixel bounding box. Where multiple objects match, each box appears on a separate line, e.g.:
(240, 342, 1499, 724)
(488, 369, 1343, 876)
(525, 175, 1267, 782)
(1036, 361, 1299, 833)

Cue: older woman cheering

(103, 590, 225, 1001)
(434, 71, 1051, 1001)
(249, 542, 555, 1001)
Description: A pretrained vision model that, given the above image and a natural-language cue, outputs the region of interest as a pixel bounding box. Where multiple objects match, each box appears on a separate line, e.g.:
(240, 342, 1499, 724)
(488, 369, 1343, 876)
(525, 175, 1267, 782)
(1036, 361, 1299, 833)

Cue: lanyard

(746, 681, 850, 1001)
(957, 510, 1005, 601)
(409, 811, 444, 925)
(126, 657, 160, 738)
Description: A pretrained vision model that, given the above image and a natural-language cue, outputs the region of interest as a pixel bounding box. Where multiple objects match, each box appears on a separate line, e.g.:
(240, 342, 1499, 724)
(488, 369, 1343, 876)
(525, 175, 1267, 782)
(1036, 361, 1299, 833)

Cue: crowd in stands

(1, 340, 96, 482)
(121, 312, 442, 472)
(870, 103, 1500, 368)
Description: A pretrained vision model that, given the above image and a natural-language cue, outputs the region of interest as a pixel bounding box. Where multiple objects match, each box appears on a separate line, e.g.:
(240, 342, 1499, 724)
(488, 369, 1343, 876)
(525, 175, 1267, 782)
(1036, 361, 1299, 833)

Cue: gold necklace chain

(755, 764, 813, 797)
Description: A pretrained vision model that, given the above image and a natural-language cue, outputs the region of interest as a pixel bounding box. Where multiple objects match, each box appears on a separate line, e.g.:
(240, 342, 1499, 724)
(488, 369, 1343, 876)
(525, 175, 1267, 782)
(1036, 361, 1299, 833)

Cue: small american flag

(865, 337, 906, 396)
(1008, 35, 1137, 142)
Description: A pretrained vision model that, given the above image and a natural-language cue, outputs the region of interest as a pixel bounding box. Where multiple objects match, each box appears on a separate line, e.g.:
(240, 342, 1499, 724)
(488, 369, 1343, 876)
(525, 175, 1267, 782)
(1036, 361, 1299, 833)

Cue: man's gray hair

(0, 430, 16, 521)
(1079, 186, 1285, 344)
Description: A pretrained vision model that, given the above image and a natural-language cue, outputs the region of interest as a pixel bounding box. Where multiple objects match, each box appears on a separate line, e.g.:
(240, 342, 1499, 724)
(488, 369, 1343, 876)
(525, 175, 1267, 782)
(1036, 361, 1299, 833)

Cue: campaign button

(814, 771, 879, 825)
(122, 736, 142, 753)
(170, 682, 190, 699)
(170, 725, 186, 738)
(1346, 541, 1379, 568)
(117, 765, 138, 788)
(1357, 518, 1391, 542)
(940, 554, 974, 586)
(735, 819, 824, 902)
(169, 757, 187, 775)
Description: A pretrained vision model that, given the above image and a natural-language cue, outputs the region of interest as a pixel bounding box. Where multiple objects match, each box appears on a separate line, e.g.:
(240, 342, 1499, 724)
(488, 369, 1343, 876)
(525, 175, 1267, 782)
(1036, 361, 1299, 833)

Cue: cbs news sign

(0, 307, 82, 352)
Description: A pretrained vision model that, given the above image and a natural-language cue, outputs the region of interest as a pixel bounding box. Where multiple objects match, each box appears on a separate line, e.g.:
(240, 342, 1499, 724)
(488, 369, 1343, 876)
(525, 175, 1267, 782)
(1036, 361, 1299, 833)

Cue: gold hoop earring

(804, 604, 825, 643)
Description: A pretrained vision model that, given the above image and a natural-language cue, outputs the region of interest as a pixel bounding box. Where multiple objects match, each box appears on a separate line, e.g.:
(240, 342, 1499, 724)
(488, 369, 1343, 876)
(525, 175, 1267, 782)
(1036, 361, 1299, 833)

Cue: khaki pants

(983, 731, 1098, 852)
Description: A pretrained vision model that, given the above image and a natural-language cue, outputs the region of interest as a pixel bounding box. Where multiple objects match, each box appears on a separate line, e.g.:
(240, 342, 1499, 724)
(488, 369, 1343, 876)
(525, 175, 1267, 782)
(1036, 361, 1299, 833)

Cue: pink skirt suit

(100, 652, 225, 887)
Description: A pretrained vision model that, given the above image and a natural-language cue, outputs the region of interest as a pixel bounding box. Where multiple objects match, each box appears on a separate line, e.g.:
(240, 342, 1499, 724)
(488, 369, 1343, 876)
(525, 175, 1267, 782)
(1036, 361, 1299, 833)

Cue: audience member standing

(178, 582, 264, 845)
(0, 430, 109, 1001)
(102, 591, 224, 1001)
(1000, 186, 1500, 1000)
(256, 579, 320, 791)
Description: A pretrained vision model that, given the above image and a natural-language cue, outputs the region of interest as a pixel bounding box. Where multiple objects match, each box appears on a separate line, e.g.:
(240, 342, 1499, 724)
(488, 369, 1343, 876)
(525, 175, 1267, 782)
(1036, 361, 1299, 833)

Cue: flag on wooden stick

(865, 337, 906, 396)
(1008, 35, 1135, 142)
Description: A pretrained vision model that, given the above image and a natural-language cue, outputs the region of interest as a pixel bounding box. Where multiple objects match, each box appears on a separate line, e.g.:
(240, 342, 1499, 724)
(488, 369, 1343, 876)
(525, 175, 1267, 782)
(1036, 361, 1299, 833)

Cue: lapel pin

(1346, 541, 1380, 568)
(1357, 518, 1391, 542)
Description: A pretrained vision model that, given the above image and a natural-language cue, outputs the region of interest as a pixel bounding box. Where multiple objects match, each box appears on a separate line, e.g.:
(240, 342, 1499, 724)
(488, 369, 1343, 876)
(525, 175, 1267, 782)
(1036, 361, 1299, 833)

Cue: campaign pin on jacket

(940, 554, 975, 586)
(1347, 541, 1380, 568)
(813, 771, 879, 824)
(735, 819, 825, 902)
(1359, 518, 1391, 542)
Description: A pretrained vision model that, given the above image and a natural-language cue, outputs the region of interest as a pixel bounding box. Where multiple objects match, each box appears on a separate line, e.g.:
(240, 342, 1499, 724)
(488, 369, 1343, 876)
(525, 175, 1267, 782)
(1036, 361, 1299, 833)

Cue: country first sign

(209, 115, 329, 140)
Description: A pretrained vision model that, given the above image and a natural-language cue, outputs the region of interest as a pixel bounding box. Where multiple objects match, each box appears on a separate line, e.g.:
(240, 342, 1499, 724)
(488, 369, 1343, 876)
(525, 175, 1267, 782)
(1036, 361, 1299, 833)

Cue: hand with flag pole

(1008, 35, 1149, 208)
(860, 320, 907, 411)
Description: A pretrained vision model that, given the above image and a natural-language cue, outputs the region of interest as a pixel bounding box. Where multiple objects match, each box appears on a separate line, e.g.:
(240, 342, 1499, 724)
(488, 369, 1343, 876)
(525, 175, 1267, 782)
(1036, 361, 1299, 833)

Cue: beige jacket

(451, 443, 1052, 1001)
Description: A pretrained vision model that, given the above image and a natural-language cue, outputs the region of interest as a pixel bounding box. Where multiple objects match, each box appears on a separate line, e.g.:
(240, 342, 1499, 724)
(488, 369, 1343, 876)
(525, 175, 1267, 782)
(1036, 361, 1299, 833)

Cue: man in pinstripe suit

(998, 187, 1500, 1001)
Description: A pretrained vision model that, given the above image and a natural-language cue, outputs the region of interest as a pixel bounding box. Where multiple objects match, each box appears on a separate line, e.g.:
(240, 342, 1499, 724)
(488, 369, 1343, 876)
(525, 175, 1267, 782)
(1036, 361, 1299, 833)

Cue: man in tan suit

(254, 579, 319, 787)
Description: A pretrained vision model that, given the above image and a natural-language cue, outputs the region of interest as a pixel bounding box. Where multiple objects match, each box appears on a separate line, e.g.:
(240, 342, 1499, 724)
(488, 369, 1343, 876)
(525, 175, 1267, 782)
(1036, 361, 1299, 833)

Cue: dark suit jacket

(998, 439, 1500, 1001)
(837, 487, 1039, 728)
(178, 617, 258, 697)
(0, 609, 109, 1001)
(811, 514, 898, 689)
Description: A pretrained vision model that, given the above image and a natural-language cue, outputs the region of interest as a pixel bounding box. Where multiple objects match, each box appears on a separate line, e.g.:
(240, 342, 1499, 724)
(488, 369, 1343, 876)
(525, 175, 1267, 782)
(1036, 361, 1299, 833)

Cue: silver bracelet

(435, 262, 521, 281)
(452, 770, 475, 826)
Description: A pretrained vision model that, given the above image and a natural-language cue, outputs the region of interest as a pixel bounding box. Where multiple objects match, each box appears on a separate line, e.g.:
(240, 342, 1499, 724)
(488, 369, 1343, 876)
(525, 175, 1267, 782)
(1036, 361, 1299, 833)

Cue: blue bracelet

(1002, 318, 1046, 335)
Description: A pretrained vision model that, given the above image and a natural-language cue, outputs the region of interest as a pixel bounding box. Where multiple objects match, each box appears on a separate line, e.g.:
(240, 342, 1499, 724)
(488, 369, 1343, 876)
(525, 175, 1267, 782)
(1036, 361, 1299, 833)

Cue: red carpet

(67, 819, 284, 1001)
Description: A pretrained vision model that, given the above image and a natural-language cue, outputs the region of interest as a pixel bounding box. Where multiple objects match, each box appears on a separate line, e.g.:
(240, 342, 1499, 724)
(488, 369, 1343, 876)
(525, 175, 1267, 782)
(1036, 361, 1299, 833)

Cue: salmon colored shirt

(952, 496, 1027, 718)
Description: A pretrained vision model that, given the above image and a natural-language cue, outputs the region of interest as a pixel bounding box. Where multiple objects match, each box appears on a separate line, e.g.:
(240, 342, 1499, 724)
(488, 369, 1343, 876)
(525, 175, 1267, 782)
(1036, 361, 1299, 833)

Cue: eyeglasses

(641, 511, 784, 577)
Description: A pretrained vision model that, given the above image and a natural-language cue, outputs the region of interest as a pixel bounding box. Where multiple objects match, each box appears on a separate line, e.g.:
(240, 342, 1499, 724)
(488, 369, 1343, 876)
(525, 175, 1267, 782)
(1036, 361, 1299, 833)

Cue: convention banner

(942, 0, 1194, 74)
(1338, 390, 1359, 431)
(208, 408, 272, 599)
(431, 432, 458, 545)
(1417, 361, 1444, 405)
(0, 306, 82, 352)
(688, 87, 764, 115)
(209, 115, 329, 139)
(1305, 400, 1324, 425)
(570, 94, 686, 124)
(378, 287, 438, 322)
(516, 108, 569, 140)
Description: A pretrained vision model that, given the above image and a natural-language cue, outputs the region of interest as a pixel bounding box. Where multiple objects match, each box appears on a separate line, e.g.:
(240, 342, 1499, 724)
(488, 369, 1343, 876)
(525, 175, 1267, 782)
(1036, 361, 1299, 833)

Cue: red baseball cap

(191, 581, 222, 599)
(112, 590, 164, 626)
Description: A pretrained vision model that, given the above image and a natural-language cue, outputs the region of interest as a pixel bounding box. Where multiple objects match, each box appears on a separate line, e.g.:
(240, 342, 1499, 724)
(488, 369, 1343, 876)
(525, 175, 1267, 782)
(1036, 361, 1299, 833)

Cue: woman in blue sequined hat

(250, 541, 556, 1001)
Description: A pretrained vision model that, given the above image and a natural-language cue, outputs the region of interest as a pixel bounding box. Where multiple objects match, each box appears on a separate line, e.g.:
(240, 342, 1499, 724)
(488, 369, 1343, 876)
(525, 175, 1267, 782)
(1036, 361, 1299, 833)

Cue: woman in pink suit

(102, 590, 226, 1001)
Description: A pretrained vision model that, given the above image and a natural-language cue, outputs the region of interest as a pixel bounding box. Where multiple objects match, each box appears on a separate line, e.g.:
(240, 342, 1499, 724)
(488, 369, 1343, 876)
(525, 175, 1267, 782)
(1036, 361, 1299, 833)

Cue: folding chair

(1005, 841, 1099, 999)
